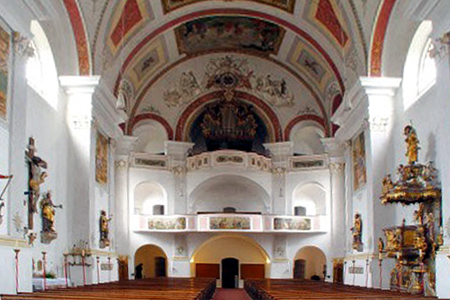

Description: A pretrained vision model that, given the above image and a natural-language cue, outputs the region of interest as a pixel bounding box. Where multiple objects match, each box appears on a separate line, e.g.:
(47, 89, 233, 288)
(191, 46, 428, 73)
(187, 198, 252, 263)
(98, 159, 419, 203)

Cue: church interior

(0, 0, 450, 299)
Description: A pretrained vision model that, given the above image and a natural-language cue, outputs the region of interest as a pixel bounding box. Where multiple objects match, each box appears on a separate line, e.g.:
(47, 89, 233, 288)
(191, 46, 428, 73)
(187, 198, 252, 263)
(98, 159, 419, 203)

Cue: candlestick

(42, 252, 47, 291)
(365, 259, 369, 288)
(63, 253, 69, 288)
(378, 257, 383, 289)
(108, 256, 111, 282)
(81, 251, 86, 286)
(352, 260, 356, 286)
(14, 249, 20, 294)
(96, 256, 100, 284)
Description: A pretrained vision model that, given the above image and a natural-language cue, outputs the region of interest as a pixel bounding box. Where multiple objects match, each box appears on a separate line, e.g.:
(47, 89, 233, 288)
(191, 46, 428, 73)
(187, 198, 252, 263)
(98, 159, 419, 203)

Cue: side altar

(379, 125, 442, 296)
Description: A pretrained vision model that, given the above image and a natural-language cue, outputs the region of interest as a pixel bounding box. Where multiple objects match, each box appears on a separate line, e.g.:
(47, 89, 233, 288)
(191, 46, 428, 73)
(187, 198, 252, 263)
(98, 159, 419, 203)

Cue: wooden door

(117, 256, 129, 281)
(155, 257, 166, 277)
(294, 259, 306, 279)
(333, 260, 344, 284)
(196, 263, 220, 278)
(222, 258, 239, 288)
(241, 264, 264, 279)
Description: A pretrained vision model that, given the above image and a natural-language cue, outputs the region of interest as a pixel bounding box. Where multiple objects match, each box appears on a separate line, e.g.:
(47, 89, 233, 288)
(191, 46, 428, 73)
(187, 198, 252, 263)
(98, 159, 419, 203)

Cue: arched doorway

(191, 236, 269, 287)
(222, 258, 239, 288)
(294, 246, 326, 280)
(134, 244, 167, 279)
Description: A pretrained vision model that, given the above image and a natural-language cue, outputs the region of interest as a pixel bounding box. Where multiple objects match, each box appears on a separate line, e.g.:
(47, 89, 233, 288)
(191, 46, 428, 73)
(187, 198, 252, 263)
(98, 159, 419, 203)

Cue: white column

(165, 141, 193, 214)
(263, 142, 293, 215)
(60, 76, 99, 285)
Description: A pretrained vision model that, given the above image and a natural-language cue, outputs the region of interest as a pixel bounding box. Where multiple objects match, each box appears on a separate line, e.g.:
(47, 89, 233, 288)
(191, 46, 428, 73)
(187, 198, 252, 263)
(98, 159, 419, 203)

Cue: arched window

(403, 21, 436, 110)
(26, 21, 58, 109)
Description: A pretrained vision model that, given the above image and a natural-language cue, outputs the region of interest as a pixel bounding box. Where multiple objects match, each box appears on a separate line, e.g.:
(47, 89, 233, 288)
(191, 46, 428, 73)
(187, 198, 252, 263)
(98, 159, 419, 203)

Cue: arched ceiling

(64, 0, 389, 140)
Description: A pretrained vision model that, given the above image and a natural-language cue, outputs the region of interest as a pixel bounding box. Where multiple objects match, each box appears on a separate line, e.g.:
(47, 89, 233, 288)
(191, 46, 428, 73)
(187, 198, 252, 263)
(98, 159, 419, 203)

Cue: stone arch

(292, 182, 327, 216)
(134, 182, 168, 215)
(293, 245, 327, 280)
(134, 244, 168, 278)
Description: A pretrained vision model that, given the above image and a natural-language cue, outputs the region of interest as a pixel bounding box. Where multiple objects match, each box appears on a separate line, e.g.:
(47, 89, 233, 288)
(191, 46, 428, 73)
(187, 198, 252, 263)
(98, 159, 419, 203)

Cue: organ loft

(1, 0, 450, 299)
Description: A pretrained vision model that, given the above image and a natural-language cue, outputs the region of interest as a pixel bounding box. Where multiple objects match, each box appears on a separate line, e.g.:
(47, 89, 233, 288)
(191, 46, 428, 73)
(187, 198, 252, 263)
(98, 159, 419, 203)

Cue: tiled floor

(212, 288, 253, 300)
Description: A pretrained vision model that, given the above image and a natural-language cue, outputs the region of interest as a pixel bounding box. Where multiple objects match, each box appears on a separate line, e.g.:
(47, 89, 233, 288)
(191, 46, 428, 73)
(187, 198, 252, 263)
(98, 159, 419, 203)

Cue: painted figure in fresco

(404, 125, 419, 165)
(40, 191, 62, 233)
(350, 213, 362, 250)
(100, 210, 112, 247)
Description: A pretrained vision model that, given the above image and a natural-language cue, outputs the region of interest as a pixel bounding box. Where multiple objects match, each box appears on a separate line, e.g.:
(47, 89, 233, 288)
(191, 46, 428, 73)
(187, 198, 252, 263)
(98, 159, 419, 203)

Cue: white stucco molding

(263, 142, 293, 166)
(59, 76, 100, 95)
(0, 235, 29, 248)
(165, 141, 194, 161)
(115, 135, 138, 156)
(403, 0, 450, 39)
(332, 77, 401, 141)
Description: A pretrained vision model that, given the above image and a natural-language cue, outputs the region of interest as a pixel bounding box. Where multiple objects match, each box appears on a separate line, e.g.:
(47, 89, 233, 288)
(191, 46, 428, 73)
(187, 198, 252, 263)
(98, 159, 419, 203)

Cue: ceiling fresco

(175, 16, 285, 56)
(161, 0, 297, 14)
(62, 0, 392, 140)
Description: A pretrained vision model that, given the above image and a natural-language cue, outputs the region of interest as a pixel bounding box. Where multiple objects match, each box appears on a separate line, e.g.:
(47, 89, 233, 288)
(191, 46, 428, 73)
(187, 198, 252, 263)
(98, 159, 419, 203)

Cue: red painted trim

(62, 0, 90, 75)
(370, 0, 397, 77)
(331, 94, 342, 115)
(284, 114, 328, 140)
(128, 113, 174, 140)
(114, 8, 344, 99)
(173, 91, 282, 142)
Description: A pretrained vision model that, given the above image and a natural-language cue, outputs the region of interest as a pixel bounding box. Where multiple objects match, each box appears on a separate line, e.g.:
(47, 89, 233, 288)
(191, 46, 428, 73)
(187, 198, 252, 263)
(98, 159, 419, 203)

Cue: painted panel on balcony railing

(209, 216, 251, 230)
(148, 217, 186, 230)
(273, 217, 311, 230)
(290, 155, 327, 171)
(132, 153, 169, 170)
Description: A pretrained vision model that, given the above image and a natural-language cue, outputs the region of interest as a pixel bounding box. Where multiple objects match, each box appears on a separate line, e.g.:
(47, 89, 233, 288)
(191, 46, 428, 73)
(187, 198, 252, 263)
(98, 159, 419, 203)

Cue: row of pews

(1, 278, 216, 300)
(244, 279, 436, 300)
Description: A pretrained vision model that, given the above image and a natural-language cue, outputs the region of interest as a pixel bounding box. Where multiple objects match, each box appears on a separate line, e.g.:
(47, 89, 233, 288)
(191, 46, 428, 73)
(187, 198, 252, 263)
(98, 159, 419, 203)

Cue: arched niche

(191, 235, 270, 279)
(294, 246, 326, 280)
(133, 120, 168, 154)
(289, 122, 325, 155)
(134, 182, 167, 215)
(292, 183, 326, 216)
(189, 175, 269, 213)
(134, 244, 167, 278)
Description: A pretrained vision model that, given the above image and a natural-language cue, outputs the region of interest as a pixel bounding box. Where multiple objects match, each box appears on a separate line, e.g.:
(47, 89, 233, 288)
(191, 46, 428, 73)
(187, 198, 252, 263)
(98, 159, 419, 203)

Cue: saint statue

(378, 237, 385, 253)
(40, 191, 62, 233)
(350, 213, 363, 251)
(404, 125, 419, 165)
(100, 210, 112, 248)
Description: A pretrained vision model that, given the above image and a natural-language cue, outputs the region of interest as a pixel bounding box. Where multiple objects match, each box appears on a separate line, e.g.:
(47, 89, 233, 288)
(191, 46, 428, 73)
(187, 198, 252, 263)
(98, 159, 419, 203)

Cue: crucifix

(25, 137, 47, 230)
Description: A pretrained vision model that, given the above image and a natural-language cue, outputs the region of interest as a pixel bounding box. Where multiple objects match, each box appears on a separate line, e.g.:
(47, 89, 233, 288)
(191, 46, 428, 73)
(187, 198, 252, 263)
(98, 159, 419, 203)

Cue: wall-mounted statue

(99, 210, 112, 248)
(0, 173, 13, 225)
(404, 125, 419, 165)
(351, 213, 363, 251)
(40, 191, 62, 244)
(25, 138, 48, 230)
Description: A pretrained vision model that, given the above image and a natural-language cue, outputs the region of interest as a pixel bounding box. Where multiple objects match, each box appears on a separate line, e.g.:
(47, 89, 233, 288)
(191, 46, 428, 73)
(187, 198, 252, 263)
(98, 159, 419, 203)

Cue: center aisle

(212, 288, 253, 300)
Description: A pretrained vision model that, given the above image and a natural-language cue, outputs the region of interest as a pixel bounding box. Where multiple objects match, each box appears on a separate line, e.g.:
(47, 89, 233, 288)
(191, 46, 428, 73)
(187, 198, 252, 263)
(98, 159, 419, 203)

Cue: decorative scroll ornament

(13, 32, 34, 58)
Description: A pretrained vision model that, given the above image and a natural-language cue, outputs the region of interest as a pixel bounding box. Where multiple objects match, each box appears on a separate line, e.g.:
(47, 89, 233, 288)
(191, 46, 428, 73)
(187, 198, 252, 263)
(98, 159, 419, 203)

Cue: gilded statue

(378, 237, 385, 253)
(393, 228, 403, 250)
(404, 125, 419, 165)
(350, 213, 363, 251)
(381, 174, 394, 196)
(40, 191, 62, 233)
(100, 210, 112, 248)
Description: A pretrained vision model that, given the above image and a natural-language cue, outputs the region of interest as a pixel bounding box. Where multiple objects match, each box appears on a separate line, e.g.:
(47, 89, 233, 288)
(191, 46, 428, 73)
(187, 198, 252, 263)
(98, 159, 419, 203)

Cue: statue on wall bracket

(99, 210, 112, 248)
(0, 173, 13, 225)
(40, 191, 62, 244)
(350, 213, 363, 252)
(25, 137, 48, 231)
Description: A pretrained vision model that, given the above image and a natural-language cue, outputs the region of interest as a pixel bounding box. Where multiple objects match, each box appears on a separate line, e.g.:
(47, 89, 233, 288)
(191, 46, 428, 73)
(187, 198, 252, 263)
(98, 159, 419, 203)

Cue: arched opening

(289, 122, 325, 155)
(133, 120, 168, 154)
(134, 182, 167, 215)
(134, 244, 167, 279)
(190, 175, 269, 213)
(292, 183, 326, 216)
(222, 258, 239, 288)
(294, 246, 326, 280)
(191, 236, 269, 287)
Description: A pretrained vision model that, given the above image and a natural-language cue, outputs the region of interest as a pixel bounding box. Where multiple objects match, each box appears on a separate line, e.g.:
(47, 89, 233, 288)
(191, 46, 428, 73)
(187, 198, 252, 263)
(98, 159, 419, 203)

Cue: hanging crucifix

(25, 137, 47, 230)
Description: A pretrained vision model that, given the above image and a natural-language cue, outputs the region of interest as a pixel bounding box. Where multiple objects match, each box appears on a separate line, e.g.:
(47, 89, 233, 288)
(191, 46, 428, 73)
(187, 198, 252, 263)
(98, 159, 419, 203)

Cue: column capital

(263, 142, 293, 159)
(60, 76, 100, 95)
(165, 141, 194, 161)
(321, 138, 346, 158)
(115, 136, 137, 156)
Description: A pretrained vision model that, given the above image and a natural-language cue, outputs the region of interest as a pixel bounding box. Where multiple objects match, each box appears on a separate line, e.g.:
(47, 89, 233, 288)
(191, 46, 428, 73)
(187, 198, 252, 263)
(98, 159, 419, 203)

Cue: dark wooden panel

(196, 263, 220, 278)
(241, 264, 265, 279)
